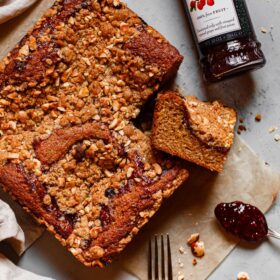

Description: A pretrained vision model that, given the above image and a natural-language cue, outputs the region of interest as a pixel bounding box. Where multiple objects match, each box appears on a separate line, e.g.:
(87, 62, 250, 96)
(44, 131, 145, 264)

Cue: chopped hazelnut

(261, 27, 268, 34)
(237, 272, 250, 280)
(104, 170, 113, 178)
(192, 258, 197, 266)
(269, 126, 277, 133)
(112, 100, 120, 111)
(113, 0, 121, 6)
(89, 246, 105, 258)
(43, 194, 52, 206)
(187, 233, 199, 246)
(274, 134, 280, 142)
(7, 152, 20, 159)
(29, 36, 37, 50)
(179, 246, 185, 254)
(79, 87, 89, 98)
(177, 275, 184, 280)
(19, 45, 29, 56)
(109, 118, 119, 129)
(126, 167, 134, 178)
(153, 163, 162, 175)
(17, 111, 28, 122)
(191, 241, 205, 258)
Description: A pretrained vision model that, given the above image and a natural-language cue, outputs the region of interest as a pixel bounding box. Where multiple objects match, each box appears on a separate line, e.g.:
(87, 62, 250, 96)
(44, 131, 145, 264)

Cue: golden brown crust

(125, 29, 183, 83)
(0, 0, 186, 267)
(0, 164, 73, 239)
(33, 122, 111, 165)
(152, 91, 236, 172)
(84, 161, 188, 264)
(0, 0, 82, 89)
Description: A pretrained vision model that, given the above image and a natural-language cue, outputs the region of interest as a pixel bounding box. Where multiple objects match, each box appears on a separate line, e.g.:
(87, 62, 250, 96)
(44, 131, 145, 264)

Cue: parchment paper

(120, 136, 280, 280)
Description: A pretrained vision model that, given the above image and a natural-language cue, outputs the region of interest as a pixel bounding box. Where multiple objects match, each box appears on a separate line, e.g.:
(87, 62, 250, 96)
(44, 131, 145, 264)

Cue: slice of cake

(152, 91, 237, 172)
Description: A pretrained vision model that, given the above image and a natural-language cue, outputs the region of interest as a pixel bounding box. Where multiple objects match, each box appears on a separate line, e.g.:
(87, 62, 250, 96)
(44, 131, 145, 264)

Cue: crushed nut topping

(0, 0, 186, 268)
(187, 233, 199, 246)
(191, 241, 205, 258)
(185, 96, 237, 149)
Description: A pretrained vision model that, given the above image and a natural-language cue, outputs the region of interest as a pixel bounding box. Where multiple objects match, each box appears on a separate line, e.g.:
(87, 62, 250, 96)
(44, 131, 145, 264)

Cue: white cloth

(0, 200, 25, 255)
(0, 200, 54, 280)
(0, 0, 38, 24)
(0, 189, 44, 255)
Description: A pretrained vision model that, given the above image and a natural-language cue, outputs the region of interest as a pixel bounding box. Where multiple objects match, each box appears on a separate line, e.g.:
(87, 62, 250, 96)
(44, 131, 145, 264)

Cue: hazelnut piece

(191, 241, 205, 258)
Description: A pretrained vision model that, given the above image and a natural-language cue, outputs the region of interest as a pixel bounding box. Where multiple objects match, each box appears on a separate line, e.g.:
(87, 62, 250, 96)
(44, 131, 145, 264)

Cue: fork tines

(148, 234, 173, 280)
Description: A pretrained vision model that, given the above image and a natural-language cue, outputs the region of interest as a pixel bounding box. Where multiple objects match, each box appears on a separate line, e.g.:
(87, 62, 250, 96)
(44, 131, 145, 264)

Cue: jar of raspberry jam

(183, 0, 266, 82)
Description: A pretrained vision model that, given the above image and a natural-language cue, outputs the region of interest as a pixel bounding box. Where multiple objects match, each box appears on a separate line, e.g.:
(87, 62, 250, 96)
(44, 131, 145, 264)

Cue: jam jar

(183, 0, 266, 82)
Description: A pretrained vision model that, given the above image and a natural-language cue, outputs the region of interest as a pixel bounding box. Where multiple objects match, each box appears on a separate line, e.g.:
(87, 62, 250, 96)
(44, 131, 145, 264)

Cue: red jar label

(186, 0, 241, 43)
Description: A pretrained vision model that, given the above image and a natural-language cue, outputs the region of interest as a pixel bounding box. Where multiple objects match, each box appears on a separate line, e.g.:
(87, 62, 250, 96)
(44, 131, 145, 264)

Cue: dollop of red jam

(215, 201, 268, 242)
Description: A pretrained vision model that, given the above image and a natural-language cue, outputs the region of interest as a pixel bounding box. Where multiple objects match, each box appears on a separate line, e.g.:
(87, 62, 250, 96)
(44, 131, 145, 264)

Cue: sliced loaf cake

(152, 91, 237, 172)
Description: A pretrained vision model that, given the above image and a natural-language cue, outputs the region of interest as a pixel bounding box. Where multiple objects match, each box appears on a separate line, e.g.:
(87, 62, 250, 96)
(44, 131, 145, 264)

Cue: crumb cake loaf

(152, 91, 237, 172)
(0, 0, 189, 267)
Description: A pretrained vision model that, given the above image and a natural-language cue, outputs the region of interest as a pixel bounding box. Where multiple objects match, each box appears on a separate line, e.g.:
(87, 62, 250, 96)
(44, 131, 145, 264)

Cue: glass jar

(183, 0, 266, 82)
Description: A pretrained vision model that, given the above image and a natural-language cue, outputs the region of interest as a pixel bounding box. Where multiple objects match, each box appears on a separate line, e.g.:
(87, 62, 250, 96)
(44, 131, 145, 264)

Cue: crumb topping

(187, 232, 199, 246)
(185, 96, 237, 150)
(0, 0, 186, 267)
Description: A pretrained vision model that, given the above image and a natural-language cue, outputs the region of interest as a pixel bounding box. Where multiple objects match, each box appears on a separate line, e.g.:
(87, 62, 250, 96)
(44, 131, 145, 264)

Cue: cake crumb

(179, 262, 184, 268)
(177, 258, 184, 268)
(237, 125, 247, 135)
(274, 134, 280, 142)
(192, 258, 197, 266)
(177, 271, 185, 280)
(179, 246, 185, 254)
(255, 114, 262, 122)
(269, 126, 277, 133)
(261, 27, 268, 33)
(237, 271, 250, 280)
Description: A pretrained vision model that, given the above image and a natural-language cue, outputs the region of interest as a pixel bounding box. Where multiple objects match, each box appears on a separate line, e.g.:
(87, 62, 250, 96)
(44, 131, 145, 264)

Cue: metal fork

(148, 234, 173, 280)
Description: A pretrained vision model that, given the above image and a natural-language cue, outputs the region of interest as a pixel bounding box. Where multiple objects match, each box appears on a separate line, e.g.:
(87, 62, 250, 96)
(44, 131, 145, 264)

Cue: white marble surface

(1, 0, 280, 279)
